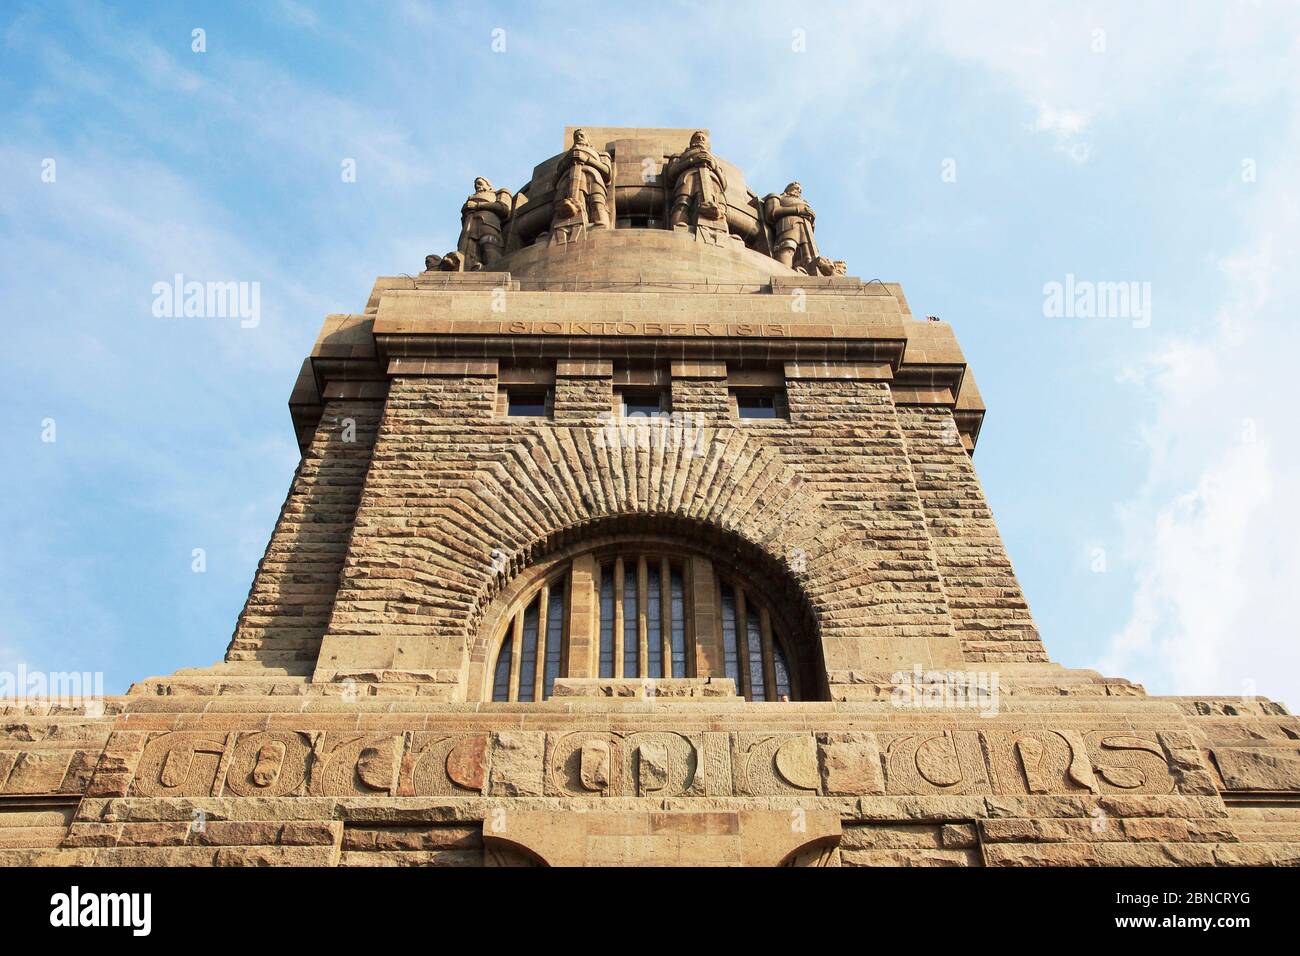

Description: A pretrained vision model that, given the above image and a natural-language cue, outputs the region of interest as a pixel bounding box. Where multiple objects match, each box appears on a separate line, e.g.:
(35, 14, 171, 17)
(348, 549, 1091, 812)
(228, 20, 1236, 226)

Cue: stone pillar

(670, 361, 729, 421)
(553, 359, 613, 423)
(314, 369, 498, 689)
(689, 556, 721, 677)
(565, 553, 598, 677)
(780, 373, 964, 691)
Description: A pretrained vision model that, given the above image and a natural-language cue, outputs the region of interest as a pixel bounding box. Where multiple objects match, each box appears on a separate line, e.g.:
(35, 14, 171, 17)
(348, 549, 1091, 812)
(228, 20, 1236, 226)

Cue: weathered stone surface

(487, 732, 544, 797)
(1214, 747, 1300, 791)
(817, 732, 885, 796)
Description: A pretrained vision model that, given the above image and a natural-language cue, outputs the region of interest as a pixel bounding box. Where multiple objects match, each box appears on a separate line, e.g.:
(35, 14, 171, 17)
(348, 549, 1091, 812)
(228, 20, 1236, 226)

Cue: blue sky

(2, 1, 1297, 705)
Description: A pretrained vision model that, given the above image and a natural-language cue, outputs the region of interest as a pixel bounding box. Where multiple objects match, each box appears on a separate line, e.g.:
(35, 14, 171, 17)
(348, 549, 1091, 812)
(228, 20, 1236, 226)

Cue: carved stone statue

(553, 129, 613, 229)
(763, 182, 824, 274)
(457, 177, 513, 268)
(664, 130, 729, 231)
(423, 251, 466, 272)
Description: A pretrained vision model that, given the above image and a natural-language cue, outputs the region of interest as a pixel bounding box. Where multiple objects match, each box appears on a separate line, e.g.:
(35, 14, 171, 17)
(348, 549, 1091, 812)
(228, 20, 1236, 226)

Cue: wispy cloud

(1101, 93, 1300, 705)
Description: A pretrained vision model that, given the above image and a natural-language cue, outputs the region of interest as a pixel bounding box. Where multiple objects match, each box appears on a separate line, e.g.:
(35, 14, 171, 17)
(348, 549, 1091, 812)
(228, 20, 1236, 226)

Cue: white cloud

(275, 0, 320, 29)
(907, 0, 1300, 704)
(1101, 149, 1300, 707)
(922, 1, 1300, 162)
(1033, 105, 1093, 162)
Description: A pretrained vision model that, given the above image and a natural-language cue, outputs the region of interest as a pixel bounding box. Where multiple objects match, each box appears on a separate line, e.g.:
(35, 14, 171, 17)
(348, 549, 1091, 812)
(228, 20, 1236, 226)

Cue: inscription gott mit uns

(500, 320, 789, 337)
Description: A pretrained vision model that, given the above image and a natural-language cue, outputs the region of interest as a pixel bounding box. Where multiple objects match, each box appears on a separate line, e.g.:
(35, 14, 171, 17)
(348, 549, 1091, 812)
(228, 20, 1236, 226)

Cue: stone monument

(665, 130, 728, 234)
(552, 128, 613, 233)
(2, 127, 1296, 867)
(456, 177, 513, 268)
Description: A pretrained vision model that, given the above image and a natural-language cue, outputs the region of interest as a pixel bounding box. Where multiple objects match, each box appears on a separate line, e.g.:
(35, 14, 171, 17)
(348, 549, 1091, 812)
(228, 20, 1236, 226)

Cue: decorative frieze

(112, 725, 1200, 801)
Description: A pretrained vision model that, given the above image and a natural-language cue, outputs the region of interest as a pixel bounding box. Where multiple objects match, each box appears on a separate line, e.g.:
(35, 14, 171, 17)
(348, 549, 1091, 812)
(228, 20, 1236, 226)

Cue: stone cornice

(289, 273, 986, 455)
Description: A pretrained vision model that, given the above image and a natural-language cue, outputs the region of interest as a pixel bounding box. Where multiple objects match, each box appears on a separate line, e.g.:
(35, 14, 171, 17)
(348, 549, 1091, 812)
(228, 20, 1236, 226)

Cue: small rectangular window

(619, 389, 671, 419)
(733, 389, 788, 420)
(502, 388, 552, 418)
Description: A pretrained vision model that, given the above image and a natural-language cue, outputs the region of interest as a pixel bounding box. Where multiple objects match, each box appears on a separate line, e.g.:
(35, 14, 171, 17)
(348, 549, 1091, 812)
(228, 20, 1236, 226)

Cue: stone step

(1225, 805, 1300, 821)
(0, 825, 69, 848)
(173, 662, 315, 678)
(1230, 821, 1300, 842)
(338, 850, 483, 867)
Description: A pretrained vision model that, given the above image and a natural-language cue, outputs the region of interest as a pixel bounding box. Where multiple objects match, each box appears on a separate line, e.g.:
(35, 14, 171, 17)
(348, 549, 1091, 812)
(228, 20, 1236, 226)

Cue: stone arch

(777, 834, 843, 867)
(319, 423, 879, 691)
(461, 427, 858, 645)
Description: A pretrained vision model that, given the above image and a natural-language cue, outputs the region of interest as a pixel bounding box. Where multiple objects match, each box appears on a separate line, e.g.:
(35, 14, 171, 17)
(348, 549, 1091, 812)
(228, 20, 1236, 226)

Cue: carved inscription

(127, 731, 491, 798)
(1085, 731, 1177, 795)
(984, 729, 1099, 795)
(223, 732, 311, 797)
(133, 733, 230, 797)
(118, 726, 1189, 799)
(545, 731, 702, 797)
(882, 732, 989, 795)
(401, 733, 487, 796)
(732, 734, 820, 796)
(309, 734, 401, 796)
(500, 320, 790, 337)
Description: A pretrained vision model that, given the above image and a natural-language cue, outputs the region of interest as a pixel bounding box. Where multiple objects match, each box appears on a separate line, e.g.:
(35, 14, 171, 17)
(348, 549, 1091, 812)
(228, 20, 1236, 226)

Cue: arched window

(594, 556, 687, 680)
(487, 545, 806, 702)
(491, 576, 568, 702)
(718, 577, 792, 702)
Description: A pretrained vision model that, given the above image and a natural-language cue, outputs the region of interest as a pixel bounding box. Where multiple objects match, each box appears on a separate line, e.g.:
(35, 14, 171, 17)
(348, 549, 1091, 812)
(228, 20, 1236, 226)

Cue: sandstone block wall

(898, 407, 1046, 662)
(226, 398, 382, 667)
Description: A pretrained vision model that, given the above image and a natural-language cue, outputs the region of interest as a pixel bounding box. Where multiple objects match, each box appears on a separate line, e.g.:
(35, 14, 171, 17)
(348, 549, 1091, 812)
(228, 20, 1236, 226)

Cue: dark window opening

(492, 577, 567, 702)
(504, 389, 552, 418)
(620, 389, 671, 419)
(487, 551, 804, 702)
(734, 389, 788, 420)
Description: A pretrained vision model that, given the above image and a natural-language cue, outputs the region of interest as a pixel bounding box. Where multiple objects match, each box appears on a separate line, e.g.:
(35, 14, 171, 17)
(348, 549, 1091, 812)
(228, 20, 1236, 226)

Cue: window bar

(759, 605, 778, 701)
(533, 583, 549, 703)
(543, 581, 565, 699)
(613, 557, 625, 679)
(746, 600, 765, 702)
(508, 609, 524, 702)
(734, 585, 752, 699)
(622, 559, 638, 678)
(636, 556, 649, 679)
(660, 557, 673, 679)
